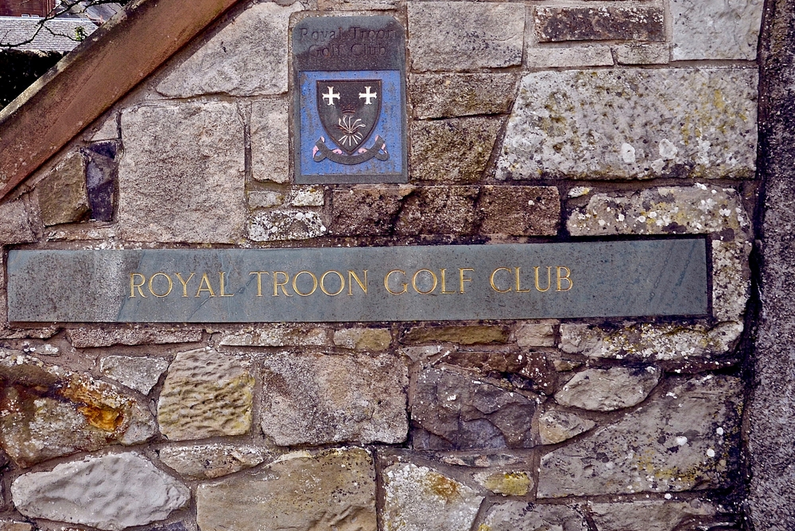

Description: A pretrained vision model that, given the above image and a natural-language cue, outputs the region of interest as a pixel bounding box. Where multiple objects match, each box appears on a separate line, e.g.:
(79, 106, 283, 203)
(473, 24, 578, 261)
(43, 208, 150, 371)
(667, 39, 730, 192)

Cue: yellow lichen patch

(478, 525, 491, 531)
(77, 404, 123, 432)
(424, 472, 461, 502)
(481, 472, 532, 496)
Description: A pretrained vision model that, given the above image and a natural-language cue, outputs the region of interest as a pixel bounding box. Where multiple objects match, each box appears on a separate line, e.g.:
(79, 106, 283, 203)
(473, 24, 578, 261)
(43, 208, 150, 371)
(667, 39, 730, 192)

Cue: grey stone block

(671, 0, 763, 60)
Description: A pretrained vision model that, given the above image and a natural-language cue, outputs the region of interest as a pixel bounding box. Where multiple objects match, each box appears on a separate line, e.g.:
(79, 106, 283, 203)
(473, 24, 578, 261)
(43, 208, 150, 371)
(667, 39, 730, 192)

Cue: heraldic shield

(314, 79, 389, 165)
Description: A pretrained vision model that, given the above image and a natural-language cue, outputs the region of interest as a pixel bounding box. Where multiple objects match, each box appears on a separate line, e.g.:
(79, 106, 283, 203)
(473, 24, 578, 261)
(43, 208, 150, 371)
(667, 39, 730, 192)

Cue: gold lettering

(440, 269, 456, 294)
(248, 271, 269, 297)
(384, 269, 408, 295)
(459, 268, 474, 294)
(412, 269, 438, 295)
(557, 266, 573, 291)
(515, 267, 531, 293)
(489, 267, 512, 293)
(292, 271, 318, 297)
(320, 270, 345, 296)
(129, 273, 146, 298)
(348, 270, 368, 295)
(195, 273, 216, 297)
(175, 272, 195, 298)
(148, 272, 173, 298)
(272, 271, 292, 297)
(534, 266, 552, 292)
(219, 272, 234, 297)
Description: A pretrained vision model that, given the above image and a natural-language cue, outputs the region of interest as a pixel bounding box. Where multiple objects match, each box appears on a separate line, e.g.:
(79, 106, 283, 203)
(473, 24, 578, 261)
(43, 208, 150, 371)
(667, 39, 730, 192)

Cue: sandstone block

(401, 324, 510, 345)
(248, 209, 326, 241)
(671, 0, 763, 60)
(157, 348, 254, 440)
(538, 408, 596, 445)
(554, 366, 660, 411)
(333, 327, 392, 351)
(409, 73, 517, 119)
(0, 199, 36, 245)
(479, 185, 560, 236)
(260, 352, 408, 445)
(482, 501, 588, 531)
(497, 68, 757, 181)
(588, 499, 718, 531)
(474, 471, 533, 496)
(218, 324, 328, 347)
(67, 327, 202, 348)
(11, 453, 189, 531)
(118, 102, 245, 243)
(251, 98, 290, 183)
(100, 355, 169, 395)
(159, 444, 271, 479)
(37, 152, 89, 226)
(534, 6, 664, 43)
(537, 375, 743, 497)
(515, 322, 557, 347)
(288, 186, 324, 207)
(330, 187, 409, 236)
(410, 117, 502, 183)
(525, 45, 613, 68)
(197, 448, 376, 531)
(615, 43, 670, 65)
(157, 2, 301, 96)
(0, 522, 33, 531)
(248, 190, 285, 209)
(395, 186, 479, 235)
(408, 2, 524, 72)
(443, 350, 558, 396)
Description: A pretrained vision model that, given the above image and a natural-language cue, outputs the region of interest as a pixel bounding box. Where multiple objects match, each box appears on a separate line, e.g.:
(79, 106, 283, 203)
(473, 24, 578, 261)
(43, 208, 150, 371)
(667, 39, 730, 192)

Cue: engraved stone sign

(7, 240, 708, 323)
(293, 16, 407, 183)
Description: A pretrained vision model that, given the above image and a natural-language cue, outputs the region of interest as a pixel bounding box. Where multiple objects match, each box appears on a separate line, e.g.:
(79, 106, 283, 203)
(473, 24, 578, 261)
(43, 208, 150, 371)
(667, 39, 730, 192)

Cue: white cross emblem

(359, 86, 377, 105)
(322, 86, 340, 105)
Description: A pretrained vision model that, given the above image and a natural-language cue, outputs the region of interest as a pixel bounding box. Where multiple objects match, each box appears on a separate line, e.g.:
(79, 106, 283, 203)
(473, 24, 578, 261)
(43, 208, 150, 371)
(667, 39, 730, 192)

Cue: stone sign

(7, 240, 707, 323)
(293, 16, 407, 184)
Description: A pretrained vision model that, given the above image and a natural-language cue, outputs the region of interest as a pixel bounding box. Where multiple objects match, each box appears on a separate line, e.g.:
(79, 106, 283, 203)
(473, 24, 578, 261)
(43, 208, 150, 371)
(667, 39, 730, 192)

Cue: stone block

(260, 351, 408, 445)
(90, 113, 119, 141)
(159, 444, 271, 479)
(534, 6, 664, 43)
(84, 142, 118, 222)
(100, 355, 170, 395)
(515, 321, 557, 347)
(288, 186, 324, 207)
(157, 2, 302, 97)
(442, 350, 558, 396)
(157, 348, 254, 440)
(588, 499, 718, 531)
(118, 102, 245, 243)
(474, 471, 533, 496)
(497, 68, 758, 181)
(333, 327, 392, 351)
(11, 453, 189, 531)
(248, 209, 326, 241)
(0, 199, 36, 245)
(479, 185, 560, 236)
(197, 448, 376, 531)
(555, 366, 660, 411)
(410, 117, 502, 183)
(395, 186, 479, 236)
(37, 151, 89, 226)
(401, 324, 510, 345)
(248, 190, 284, 209)
(409, 73, 517, 119)
(537, 375, 743, 497)
(67, 327, 202, 348)
(538, 408, 595, 445)
(482, 501, 588, 531)
(218, 325, 328, 347)
(408, 2, 524, 72)
(614, 43, 670, 65)
(0, 522, 33, 531)
(382, 462, 483, 531)
(329, 186, 409, 236)
(671, 0, 763, 60)
(250, 98, 290, 184)
(525, 45, 613, 68)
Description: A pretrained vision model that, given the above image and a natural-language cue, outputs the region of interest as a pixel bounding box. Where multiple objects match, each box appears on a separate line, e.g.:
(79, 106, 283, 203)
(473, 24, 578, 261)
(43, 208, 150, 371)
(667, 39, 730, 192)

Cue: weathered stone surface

(410, 117, 502, 183)
(83, 142, 118, 222)
(330, 187, 409, 236)
(382, 462, 483, 531)
(248, 190, 284, 209)
(407, 2, 524, 72)
(218, 325, 328, 347)
(479, 185, 560, 236)
(409, 73, 517, 119)
(11, 453, 189, 531)
(197, 448, 376, 531)
(118, 102, 245, 243)
(396, 186, 480, 235)
(158, 348, 254, 440)
(156, 2, 301, 96)
(0, 521, 33, 531)
(100, 355, 170, 395)
(248, 209, 326, 241)
(497, 69, 757, 181)
(515, 322, 557, 348)
(0, 199, 36, 245)
(473, 471, 533, 496)
(442, 350, 558, 396)
(614, 43, 670, 65)
(538, 408, 596, 445)
(402, 325, 510, 345)
(482, 501, 588, 531)
(318, 0, 397, 10)
(288, 186, 324, 207)
(0, 351, 156, 467)
(333, 328, 392, 351)
(554, 366, 660, 411)
(68, 327, 202, 348)
(537, 375, 742, 497)
(671, 0, 763, 60)
(159, 444, 271, 479)
(411, 367, 539, 450)
(588, 499, 718, 531)
(534, 6, 664, 43)
(261, 352, 408, 445)
(37, 152, 89, 226)
(525, 45, 613, 68)
(250, 98, 290, 184)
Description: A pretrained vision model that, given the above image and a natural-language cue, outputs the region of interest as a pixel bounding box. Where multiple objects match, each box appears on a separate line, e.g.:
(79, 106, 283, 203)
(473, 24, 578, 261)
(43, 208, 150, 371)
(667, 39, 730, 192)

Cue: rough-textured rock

(83, 141, 118, 222)
(497, 68, 757, 181)
(260, 352, 408, 445)
(158, 444, 271, 479)
(515, 322, 557, 347)
(288, 186, 324, 207)
(197, 448, 376, 531)
(537, 375, 743, 497)
(473, 471, 533, 496)
(118, 102, 245, 243)
(157, 348, 254, 440)
(411, 367, 539, 450)
(442, 350, 558, 396)
(248, 208, 326, 241)
(410, 117, 502, 183)
(333, 328, 392, 351)
(11, 453, 189, 531)
(156, 2, 301, 96)
(0, 199, 36, 244)
(554, 366, 660, 411)
(615, 43, 670, 65)
(409, 73, 517, 119)
(382, 462, 483, 531)
(534, 6, 665, 43)
(538, 408, 596, 445)
(588, 499, 719, 531)
(250, 98, 290, 184)
(67, 327, 202, 348)
(330, 186, 410, 236)
(37, 152, 89, 226)
(479, 185, 560, 236)
(402, 325, 509, 345)
(671, 0, 763, 60)
(396, 186, 480, 235)
(100, 355, 169, 395)
(0, 521, 33, 531)
(0, 351, 156, 467)
(218, 325, 328, 347)
(248, 190, 284, 209)
(525, 45, 613, 68)
(481, 501, 588, 531)
(407, 2, 524, 72)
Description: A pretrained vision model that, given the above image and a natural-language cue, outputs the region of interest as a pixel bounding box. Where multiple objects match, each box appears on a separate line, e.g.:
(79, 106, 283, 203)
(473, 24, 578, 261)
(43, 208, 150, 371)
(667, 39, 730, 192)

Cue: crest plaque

(293, 16, 407, 183)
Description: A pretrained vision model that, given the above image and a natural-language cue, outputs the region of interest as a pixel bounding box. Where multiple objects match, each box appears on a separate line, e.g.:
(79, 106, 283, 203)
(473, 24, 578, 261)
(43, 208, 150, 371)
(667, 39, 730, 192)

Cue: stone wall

(0, 0, 764, 530)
